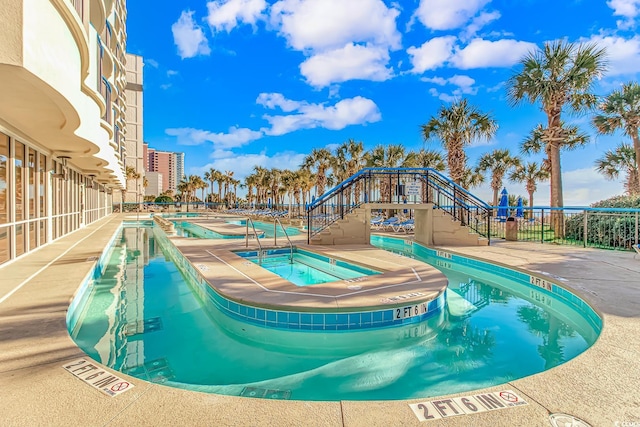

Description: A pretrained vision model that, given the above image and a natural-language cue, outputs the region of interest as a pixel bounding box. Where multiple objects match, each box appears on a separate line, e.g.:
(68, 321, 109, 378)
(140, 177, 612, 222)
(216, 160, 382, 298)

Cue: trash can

(505, 217, 518, 241)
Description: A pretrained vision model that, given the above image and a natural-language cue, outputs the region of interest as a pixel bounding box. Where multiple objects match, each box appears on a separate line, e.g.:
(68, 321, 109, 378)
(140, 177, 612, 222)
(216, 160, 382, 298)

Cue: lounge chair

(370, 216, 385, 228)
(379, 217, 400, 231)
(392, 218, 414, 233)
(634, 243, 640, 259)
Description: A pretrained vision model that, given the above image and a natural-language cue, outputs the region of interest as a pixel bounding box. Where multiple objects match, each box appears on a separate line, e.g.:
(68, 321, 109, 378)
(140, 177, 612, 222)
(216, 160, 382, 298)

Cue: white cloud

(145, 59, 159, 68)
(192, 151, 307, 183)
(300, 44, 393, 87)
(172, 11, 211, 59)
(448, 74, 476, 91)
(206, 0, 267, 33)
(167, 70, 179, 76)
(451, 38, 536, 69)
(423, 74, 477, 95)
(422, 76, 448, 85)
(407, 36, 456, 73)
(270, 0, 401, 52)
(256, 93, 302, 112)
(260, 95, 382, 136)
(586, 35, 640, 75)
(165, 126, 263, 148)
(607, 0, 640, 28)
(413, 0, 490, 31)
(460, 11, 501, 41)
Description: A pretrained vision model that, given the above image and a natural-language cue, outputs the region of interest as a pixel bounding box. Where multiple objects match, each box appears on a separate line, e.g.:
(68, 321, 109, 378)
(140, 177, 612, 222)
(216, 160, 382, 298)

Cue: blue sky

(126, 0, 640, 206)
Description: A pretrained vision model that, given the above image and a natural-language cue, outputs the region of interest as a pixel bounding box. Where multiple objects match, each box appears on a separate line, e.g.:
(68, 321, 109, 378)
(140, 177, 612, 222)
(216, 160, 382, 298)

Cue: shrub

(564, 195, 639, 249)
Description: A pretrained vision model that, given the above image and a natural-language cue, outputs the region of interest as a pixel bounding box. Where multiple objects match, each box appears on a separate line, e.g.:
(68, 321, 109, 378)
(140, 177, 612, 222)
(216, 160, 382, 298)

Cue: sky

(125, 0, 640, 206)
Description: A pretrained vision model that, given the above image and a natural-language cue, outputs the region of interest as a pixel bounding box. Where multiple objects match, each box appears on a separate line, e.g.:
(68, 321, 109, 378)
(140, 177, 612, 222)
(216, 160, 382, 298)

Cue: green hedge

(564, 195, 640, 249)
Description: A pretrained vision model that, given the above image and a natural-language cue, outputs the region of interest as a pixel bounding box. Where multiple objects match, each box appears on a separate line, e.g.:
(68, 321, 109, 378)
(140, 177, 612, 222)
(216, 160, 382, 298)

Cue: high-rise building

(124, 53, 145, 203)
(176, 152, 185, 183)
(0, 0, 132, 265)
(145, 147, 184, 194)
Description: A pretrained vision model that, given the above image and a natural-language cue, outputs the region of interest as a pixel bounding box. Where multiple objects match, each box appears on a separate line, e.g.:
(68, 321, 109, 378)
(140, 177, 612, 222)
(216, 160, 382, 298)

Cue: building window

(15, 141, 25, 222)
(0, 132, 8, 225)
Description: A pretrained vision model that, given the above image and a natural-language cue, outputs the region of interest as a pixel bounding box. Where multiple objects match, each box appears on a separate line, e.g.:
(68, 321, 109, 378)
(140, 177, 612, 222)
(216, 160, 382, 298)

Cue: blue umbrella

(516, 197, 524, 218)
(267, 198, 272, 209)
(497, 188, 509, 219)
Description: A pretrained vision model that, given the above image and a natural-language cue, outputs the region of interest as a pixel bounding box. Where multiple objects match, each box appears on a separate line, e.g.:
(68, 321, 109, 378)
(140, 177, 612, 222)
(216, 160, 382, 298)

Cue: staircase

(431, 208, 488, 246)
(309, 208, 369, 245)
(306, 168, 492, 246)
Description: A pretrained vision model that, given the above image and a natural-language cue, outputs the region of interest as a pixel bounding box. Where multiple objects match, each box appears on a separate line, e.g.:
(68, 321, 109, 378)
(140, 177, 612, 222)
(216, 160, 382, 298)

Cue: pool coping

(1, 213, 639, 426)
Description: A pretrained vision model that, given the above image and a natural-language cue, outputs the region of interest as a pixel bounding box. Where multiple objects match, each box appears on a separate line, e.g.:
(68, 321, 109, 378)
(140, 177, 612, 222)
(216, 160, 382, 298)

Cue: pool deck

(171, 234, 447, 311)
(1, 214, 639, 426)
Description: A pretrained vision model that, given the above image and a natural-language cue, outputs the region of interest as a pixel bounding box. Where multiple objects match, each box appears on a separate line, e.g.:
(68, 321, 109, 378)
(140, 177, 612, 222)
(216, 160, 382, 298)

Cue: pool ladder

(245, 218, 265, 264)
(244, 217, 293, 264)
(273, 217, 294, 264)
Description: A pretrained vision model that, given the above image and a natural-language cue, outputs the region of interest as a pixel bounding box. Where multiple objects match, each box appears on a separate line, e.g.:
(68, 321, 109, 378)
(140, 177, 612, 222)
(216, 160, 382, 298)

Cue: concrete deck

(171, 235, 447, 311)
(1, 214, 639, 426)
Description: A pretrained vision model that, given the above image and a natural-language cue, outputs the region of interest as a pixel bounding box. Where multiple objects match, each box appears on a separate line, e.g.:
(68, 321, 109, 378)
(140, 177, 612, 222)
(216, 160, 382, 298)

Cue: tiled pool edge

(371, 235, 603, 334)
(153, 227, 445, 331)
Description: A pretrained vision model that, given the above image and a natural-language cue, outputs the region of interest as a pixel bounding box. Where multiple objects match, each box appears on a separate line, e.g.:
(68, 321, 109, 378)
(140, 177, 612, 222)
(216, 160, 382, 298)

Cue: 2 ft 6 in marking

(395, 302, 428, 320)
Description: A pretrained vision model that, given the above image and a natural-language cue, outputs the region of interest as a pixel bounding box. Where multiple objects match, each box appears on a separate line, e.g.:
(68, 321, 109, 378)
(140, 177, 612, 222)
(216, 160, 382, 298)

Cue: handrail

(306, 167, 492, 243)
(273, 217, 294, 263)
(245, 217, 264, 263)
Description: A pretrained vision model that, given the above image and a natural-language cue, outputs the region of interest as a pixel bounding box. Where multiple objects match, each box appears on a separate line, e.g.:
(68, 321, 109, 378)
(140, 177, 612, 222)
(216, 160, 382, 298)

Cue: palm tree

(365, 144, 409, 203)
(334, 139, 366, 205)
(405, 148, 446, 171)
(509, 162, 550, 208)
(204, 168, 220, 204)
(459, 167, 485, 190)
(302, 148, 333, 198)
(421, 98, 497, 186)
(477, 149, 521, 208)
(595, 143, 639, 195)
(592, 81, 640, 191)
(507, 40, 607, 236)
(521, 122, 589, 201)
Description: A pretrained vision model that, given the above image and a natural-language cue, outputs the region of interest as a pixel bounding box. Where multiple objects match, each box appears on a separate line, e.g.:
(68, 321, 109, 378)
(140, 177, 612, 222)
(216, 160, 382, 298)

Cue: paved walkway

(1, 214, 639, 426)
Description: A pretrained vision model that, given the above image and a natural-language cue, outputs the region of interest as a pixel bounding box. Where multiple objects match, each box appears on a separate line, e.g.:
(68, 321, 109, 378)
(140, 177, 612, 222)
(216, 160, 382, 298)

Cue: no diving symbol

(111, 382, 130, 392)
(499, 391, 518, 403)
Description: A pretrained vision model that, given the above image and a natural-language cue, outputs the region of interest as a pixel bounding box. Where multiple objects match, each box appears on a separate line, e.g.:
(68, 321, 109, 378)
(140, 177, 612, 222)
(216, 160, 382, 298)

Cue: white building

(0, 0, 131, 265)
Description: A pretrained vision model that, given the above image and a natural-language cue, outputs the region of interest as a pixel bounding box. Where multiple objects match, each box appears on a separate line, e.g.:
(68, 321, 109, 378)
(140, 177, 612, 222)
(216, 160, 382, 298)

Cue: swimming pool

(68, 224, 601, 401)
(173, 219, 300, 239)
(235, 248, 380, 286)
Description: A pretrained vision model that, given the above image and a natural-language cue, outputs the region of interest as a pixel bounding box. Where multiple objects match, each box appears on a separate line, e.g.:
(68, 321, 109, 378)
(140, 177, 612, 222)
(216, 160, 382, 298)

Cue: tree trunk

(549, 142, 564, 238)
(632, 131, 640, 191)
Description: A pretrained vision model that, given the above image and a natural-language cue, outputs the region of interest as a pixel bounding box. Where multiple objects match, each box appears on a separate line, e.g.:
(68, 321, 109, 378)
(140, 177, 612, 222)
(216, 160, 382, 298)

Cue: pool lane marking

(205, 250, 426, 299)
(0, 218, 113, 306)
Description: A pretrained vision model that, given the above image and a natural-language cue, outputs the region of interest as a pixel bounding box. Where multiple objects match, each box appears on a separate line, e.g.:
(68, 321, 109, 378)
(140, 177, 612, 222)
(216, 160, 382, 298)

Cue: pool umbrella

(497, 188, 509, 219)
(516, 197, 524, 218)
(267, 198, 272, 209)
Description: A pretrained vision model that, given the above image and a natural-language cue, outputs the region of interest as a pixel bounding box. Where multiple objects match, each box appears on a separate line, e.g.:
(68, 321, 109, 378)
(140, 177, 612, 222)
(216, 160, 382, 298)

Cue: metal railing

(489, 207, 640, 250)
(244, 217, 264, 262)
(273, 217, 294, 263)
(306, 168, 492, 243)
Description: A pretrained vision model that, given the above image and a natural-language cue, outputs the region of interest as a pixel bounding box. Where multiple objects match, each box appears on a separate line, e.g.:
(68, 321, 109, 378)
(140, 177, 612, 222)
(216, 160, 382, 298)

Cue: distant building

(145, 172, 163, 197)
(175, 152, 185, 183)
(145, 146, 183, 193)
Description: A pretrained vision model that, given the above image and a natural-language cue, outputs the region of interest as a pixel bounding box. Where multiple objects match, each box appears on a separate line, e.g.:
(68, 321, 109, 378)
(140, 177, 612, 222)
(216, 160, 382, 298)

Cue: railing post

(583, 210, 588, 248)
(307, 207, 311, 244)
(541, 209, 544, 244)
(636, 212, 639, 245)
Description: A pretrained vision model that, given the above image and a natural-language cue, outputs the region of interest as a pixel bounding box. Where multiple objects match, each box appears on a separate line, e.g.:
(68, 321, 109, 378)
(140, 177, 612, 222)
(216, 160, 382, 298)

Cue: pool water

(236, 250, 380, 286)
(69, 225, 601, 401)
(173, 219, 299, 239)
